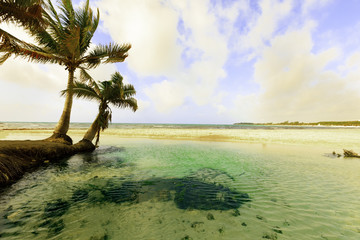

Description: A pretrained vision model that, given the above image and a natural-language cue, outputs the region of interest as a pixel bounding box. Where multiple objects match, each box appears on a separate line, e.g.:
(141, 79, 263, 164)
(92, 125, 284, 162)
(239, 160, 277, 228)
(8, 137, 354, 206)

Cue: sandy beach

(1, 126, 360, 151)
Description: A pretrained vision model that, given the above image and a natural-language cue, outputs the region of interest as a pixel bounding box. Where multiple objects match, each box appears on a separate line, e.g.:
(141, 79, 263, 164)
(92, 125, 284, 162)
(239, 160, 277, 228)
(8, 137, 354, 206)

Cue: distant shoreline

(234, 121, 360, 127)
(2, 120, 360, 127)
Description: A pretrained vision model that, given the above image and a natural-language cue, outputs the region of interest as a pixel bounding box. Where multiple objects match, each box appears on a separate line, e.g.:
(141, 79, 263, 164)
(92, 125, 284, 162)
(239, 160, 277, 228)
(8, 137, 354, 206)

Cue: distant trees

(0, 0, 132, 144)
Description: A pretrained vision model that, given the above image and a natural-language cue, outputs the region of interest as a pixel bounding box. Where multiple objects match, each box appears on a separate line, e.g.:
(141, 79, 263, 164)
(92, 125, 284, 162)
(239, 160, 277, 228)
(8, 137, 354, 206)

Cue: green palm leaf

(85, 43, 131, 68)
(62, 81, 100, 102)
(0, 0, 45, 29)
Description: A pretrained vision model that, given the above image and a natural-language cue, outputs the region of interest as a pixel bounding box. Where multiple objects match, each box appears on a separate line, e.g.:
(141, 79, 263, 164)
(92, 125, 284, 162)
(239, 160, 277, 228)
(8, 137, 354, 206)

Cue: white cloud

(302, 0, 333, 14)
(97, 0, 181, 76)
(97, 0, 240, 113)
(246, 0, 292, 48)
(144, 80, 186, 113)
(235, 0, 294, 59)
(230, 28, 360, 122)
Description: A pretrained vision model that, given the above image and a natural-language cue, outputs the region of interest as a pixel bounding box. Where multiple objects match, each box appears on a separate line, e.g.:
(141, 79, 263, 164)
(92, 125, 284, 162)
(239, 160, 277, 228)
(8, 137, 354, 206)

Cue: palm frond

(64, 25, 81, 57)
(0, 28, 62, 65)
(122, 84, 136, 98)
(79, 67, 93, 82)
(0, 52, 12, 64)
(62, 81, 100, 101)
(79, 67, 101, 94)
(44, 0, 63, 30)
(76, 0, 99, 54)
(111, 71, 123, 82)
(59, 0, 75, 29)
(84, 43, 131, 68)
(0, 0, 45, 29)
(32, 26, 60, 52)
(111, 97, 138, 112)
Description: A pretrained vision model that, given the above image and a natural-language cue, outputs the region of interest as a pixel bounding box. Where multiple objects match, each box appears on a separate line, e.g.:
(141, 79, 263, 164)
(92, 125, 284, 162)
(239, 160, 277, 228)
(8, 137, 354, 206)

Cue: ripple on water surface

(0, 140, 360, 240)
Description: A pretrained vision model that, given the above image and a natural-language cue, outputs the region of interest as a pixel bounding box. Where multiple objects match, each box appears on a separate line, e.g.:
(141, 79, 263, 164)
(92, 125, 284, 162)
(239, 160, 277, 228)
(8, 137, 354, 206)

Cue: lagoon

(0, 125, 360, 239)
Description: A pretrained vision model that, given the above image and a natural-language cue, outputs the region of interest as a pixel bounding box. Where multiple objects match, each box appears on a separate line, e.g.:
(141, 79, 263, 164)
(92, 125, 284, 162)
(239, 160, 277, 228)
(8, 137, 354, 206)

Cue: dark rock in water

(72, 189, 89, 203)
(272, 226, 283, 234)
(43, 199, 70, 218)
(191, 221, 204, 228)
(262, 232, 278, 239)
(283, 220, 290, 226)
(232, 209, 241, 216)
(174, 178, 250, 210)
(206, 213, 215, 220)
(181, 235, 193, 240)
(90, 234, 109, 240)
(343, 149, 360, 158)
(102, 182, 140, 204)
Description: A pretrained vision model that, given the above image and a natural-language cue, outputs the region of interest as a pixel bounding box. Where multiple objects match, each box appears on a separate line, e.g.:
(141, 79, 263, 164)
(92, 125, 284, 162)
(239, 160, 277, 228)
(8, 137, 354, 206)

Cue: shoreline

(1, 127, 359, 188)
(2, 127, 360, 148)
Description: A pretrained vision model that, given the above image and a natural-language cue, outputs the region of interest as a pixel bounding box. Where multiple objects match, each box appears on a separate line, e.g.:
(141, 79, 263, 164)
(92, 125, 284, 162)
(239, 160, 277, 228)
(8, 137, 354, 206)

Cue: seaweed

(174, 178, 250, 210)
(47, 219, 65, 236)
(206, 213, 215, 220)
(71, 189, 89, 203)
(43, 199, 70, 218)
(73, 169, 250, 211)
(101, 181, 140, 204)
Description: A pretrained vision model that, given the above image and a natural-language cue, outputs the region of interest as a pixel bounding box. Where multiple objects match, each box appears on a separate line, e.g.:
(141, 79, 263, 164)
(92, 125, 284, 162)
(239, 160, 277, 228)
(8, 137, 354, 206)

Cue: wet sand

(1, 127, 359, 150)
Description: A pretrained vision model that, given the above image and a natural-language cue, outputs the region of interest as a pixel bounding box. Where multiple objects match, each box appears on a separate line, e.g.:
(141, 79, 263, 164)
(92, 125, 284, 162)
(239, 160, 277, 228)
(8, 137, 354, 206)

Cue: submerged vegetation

(0, 166, 251, 238)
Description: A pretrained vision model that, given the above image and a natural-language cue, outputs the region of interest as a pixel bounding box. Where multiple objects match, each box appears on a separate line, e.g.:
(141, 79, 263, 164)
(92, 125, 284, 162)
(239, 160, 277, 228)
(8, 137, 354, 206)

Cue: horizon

(1, 0, 360, 124)
(2, 120, 360, 125)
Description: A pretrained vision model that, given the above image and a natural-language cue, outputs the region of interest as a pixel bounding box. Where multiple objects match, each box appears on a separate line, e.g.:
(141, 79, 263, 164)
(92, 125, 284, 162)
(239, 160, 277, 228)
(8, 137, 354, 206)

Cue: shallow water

(1, 131, 360, 239)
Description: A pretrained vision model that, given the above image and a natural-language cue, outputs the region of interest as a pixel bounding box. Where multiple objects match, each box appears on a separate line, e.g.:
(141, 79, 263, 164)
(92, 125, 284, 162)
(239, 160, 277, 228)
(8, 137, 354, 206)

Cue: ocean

(0, 123, 359, 239)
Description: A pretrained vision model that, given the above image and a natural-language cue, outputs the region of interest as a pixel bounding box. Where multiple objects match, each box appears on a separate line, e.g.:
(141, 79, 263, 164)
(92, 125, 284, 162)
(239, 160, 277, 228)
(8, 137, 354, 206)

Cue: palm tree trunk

(83, 113, 100, 142)
(53, 68, 75, 136)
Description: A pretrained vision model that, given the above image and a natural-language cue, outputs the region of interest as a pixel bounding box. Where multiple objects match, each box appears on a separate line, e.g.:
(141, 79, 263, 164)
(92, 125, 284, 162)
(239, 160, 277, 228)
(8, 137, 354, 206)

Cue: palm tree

(0, 0, 131, 143)
(0, 0, 46, 63)
(0, 0, 45, 28)
(63, 71, 137, 146)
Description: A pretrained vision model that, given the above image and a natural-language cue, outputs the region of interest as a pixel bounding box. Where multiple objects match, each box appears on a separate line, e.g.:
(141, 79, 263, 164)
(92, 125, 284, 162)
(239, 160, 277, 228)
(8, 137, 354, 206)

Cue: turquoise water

(1, 133, 360, 239)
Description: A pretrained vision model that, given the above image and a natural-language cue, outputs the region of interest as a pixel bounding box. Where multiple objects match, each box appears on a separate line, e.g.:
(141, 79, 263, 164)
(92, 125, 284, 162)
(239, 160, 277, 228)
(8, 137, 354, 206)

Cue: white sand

(1, 127, 360, 151)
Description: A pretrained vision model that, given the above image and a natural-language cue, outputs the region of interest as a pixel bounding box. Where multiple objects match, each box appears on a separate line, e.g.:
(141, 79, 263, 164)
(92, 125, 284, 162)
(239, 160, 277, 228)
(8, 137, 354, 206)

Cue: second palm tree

(63, 71, 137, 146)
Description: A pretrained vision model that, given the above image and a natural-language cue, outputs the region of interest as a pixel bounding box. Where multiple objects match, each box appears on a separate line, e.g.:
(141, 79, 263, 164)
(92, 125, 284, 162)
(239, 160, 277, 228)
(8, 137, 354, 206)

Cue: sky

(1, 0, 360, 124)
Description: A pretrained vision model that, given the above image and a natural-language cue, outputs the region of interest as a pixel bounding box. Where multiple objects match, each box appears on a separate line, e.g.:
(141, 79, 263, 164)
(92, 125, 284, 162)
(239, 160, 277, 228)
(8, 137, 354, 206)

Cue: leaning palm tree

(0, 0, 131, 143)
(62, 71, 137, 146)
